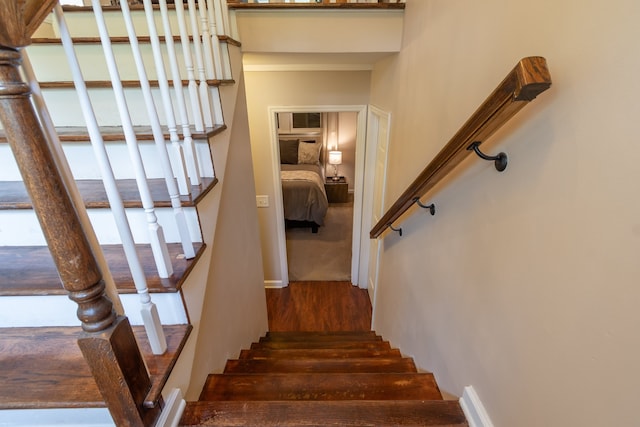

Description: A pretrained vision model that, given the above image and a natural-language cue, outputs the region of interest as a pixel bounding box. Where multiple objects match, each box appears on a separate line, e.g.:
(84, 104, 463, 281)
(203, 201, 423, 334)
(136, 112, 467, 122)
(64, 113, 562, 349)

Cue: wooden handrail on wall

(370, 56, 552, 239)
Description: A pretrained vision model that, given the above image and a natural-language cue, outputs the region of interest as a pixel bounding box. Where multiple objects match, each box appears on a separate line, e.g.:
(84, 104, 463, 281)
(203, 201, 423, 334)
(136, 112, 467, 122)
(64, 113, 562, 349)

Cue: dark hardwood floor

(266, 281, 372, 332)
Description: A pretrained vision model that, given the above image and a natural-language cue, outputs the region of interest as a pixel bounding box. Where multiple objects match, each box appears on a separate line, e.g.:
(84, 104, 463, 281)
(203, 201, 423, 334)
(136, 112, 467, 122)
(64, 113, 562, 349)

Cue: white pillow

(298, 141, 321, 164)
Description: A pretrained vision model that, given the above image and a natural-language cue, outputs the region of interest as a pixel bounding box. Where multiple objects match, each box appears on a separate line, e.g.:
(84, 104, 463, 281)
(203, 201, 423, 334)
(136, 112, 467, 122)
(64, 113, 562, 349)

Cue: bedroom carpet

(286, 201, 353, 282)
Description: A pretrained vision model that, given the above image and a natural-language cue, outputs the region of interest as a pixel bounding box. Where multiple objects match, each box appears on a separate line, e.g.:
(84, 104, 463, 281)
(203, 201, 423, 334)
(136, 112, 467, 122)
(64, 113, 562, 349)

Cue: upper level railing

(370, 56, 552, 239)
(227, 0, 405, 8)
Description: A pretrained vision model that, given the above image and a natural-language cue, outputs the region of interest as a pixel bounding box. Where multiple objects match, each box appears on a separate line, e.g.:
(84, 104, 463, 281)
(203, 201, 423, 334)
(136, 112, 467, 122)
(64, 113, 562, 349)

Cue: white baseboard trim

(154, 388, 185, 427)
(459, 385, 494, 427)
(264, 280, 286, 289)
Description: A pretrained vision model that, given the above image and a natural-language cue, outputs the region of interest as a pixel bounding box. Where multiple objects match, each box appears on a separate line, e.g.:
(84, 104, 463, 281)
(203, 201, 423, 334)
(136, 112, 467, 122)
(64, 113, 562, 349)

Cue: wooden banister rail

(370, 56, 552, 238)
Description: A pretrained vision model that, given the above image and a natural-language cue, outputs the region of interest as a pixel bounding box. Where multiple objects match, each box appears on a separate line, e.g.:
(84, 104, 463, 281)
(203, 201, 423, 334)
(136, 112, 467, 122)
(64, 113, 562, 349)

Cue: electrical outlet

(256, 195, 269, 208)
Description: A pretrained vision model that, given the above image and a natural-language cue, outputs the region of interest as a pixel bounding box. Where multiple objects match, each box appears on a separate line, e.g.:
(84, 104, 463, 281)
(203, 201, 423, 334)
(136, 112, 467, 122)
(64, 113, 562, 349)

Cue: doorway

(268, 105, 368, 287)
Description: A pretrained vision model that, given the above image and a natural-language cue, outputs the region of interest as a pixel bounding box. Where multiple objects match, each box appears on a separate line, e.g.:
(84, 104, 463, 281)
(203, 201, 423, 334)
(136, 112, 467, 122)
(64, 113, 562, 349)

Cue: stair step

(0, 178, 216, 210)
(2, 177, 215, 209)
(0, 125, 225, 142)
(261, 330, 382, 342)
(0, 324, 191, 410)
(250, 339, 391, 350)
(198, 373, 442, 401)
(180, 400, 467, 427)
(224, 357, 417, 374)
(239, 347, 403, 359)
(0, 242, 205, 296)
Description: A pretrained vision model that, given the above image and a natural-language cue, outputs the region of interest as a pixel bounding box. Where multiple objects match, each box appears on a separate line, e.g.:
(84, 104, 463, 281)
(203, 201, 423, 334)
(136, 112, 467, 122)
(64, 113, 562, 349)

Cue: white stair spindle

(54, 4, 167, 354)
(206, 0, 224, 83)
(197, 0, 216, 80)
(187, 0, 215, 128)
(140, 0, 191, 196)
(91, 0, 174, 280)
(120, 1, 197, 259)
(213, 0, 233, 80)
(174, 0, 205, 132)
(157, 0, 203, 187)
(220, 0, 232, 39)
(20, 48, 125, 319)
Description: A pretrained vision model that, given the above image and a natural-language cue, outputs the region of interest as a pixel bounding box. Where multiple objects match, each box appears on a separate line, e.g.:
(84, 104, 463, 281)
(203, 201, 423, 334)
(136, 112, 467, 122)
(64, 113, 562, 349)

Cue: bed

(279, 138, 329, 233)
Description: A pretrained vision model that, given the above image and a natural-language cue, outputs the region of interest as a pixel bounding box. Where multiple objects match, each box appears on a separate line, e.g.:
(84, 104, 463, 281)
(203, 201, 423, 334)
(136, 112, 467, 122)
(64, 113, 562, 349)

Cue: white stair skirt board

(264, 280, 286, 289)
(459, 385, 495, 427)
(0, 408, 114, 427)
(0, 207, 201, 246)
(0, 293, 188, 328)
(154, 388, 186, 427)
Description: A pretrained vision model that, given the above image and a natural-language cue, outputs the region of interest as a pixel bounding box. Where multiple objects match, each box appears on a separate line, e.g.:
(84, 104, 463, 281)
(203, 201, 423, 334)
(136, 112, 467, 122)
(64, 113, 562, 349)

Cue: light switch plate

(256, 195, 269, 207)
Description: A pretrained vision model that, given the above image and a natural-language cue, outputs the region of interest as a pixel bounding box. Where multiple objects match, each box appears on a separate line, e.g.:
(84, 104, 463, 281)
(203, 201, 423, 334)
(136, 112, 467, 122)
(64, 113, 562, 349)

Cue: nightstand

(325, 176, 348, 203)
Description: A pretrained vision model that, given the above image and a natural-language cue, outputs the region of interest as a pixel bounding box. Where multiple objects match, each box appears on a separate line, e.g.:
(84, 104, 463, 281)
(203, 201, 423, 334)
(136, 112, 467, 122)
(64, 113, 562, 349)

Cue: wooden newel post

(0, 4, 160, 425)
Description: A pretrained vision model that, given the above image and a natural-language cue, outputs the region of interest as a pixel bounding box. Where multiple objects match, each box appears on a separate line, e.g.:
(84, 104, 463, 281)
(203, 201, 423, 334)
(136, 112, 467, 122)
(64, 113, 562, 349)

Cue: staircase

(180, 331, 468, 426)
(0, 1, 254, 425)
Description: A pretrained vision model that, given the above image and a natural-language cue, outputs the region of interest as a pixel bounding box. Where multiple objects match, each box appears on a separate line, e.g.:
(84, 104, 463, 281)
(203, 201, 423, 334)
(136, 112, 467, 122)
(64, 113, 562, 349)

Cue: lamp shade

(328, 151, 343, 165)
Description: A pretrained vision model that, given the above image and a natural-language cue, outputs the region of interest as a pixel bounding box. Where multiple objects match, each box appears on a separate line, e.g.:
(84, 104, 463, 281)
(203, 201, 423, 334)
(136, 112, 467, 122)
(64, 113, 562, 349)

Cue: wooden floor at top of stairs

(266, 281, 372, 332)
(0, 124, 226, 143)
(0, 323, 191, 410)
(0, 242, 205, 296)
(0, 177, 217, 209)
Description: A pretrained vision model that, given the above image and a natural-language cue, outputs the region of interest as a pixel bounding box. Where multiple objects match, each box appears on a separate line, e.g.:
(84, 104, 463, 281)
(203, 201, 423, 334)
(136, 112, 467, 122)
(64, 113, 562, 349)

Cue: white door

(365, 107, 391, 300)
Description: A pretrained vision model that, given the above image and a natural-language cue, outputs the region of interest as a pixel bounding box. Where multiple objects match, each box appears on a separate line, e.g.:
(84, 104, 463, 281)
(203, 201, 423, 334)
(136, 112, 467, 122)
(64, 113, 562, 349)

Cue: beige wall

(369, 1, 640, 426)
(244, 70, 371, 283)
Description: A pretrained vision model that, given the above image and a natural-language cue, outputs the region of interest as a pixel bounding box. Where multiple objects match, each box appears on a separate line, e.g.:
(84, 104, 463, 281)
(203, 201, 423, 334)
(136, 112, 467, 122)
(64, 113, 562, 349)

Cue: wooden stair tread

(180, 400, 466, 427)
(0, 242, 205, 296)
(250, 339, 391, 350)
(261, 330, 382, 342)
(0, 178, 217, 210)
(224, 357, 417, 374)
(239, 347, 403, 359)
(198, 373, 443, 401)
(36, 79, 232, 89)
(0, 323, 191, 410)
(0, 124, 226, 143)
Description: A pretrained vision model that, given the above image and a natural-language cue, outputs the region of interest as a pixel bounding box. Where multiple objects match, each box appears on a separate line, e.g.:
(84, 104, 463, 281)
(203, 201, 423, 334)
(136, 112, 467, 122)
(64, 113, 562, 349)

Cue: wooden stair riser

(181, 400, 468, 427)
(250, 340, 391, 350)
(198, 373, 443, 401)
(239, 348, 403, 359)
(261, 331, 382, 342)
(224, 357, 417, 374)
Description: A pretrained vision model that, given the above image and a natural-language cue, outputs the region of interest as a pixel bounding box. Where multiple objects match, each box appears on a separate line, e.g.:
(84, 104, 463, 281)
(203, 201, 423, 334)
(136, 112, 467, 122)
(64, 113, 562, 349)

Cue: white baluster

(174, 0, 205, 132)
(140, 0, 191, 196)
(187, 0, 215, 128)
(206, 0, 224, 82)
(54, 4, 167, 354)
(157, 0, 203, 188)
(121, 1, 197, 259)
(213, 0, 233, 80)
(91, 0, 174, 281)
(197, 0, 216, 80)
